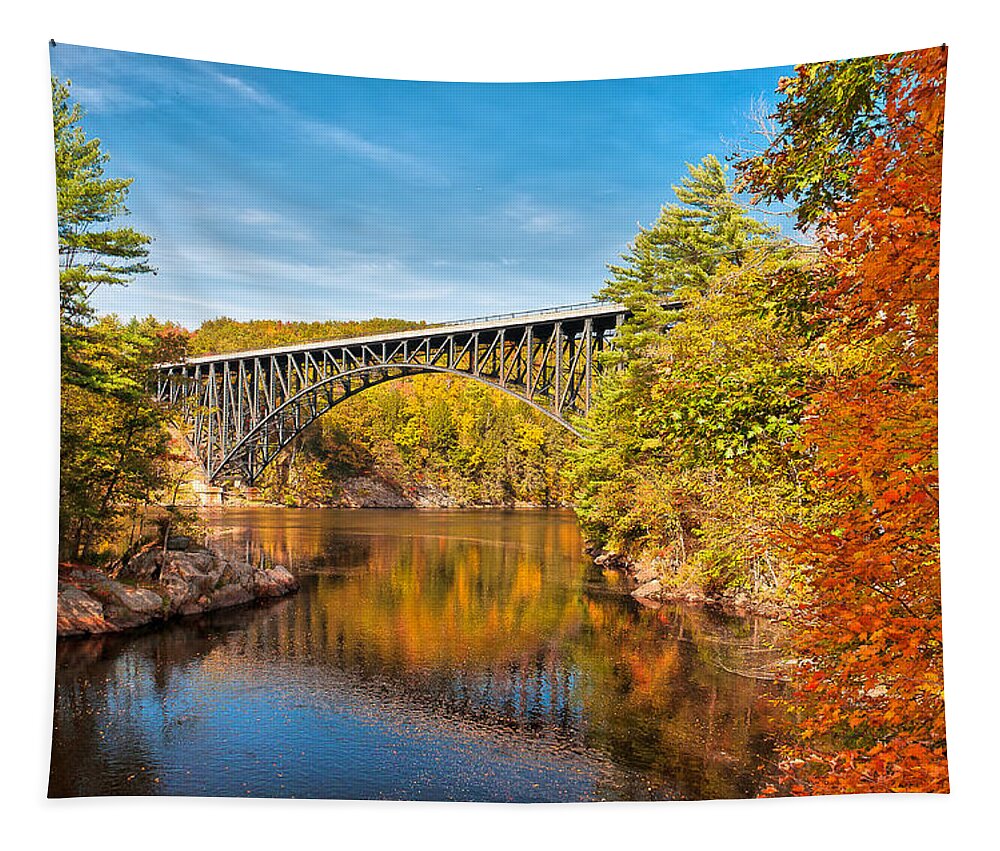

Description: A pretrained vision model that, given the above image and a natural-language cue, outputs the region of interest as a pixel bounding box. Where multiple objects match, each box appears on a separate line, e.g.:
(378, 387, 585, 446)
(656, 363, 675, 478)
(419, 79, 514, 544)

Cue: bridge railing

(432, 297, 684, 328)
(424, 299, 619, 328)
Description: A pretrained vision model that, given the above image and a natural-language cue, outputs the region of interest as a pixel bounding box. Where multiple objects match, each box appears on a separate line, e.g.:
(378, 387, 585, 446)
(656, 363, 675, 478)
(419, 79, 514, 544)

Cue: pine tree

(570, 155, 812, 599)
(53, 78, 168, 560)
(53, 76, 154, 389)
(600, 155, 776, 360)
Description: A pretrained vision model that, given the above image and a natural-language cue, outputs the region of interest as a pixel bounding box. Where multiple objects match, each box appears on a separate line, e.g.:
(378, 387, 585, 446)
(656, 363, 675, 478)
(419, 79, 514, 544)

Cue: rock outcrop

(333, 475, 458, 508)
(57, 539, 299, 638)
(585, 543, 785, 617)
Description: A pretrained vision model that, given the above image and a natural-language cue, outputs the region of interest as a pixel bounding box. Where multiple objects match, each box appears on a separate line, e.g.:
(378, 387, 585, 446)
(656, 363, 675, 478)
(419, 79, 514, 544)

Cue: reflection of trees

(228, 508, 786, 800)
(572, 602, 784, 799)
(51, 509, 787, 800)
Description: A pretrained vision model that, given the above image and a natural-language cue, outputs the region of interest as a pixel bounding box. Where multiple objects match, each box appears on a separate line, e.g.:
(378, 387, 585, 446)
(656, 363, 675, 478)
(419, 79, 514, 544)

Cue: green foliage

(601, 155, 777, 362)
(736, 55, 897, 227)
(60, 317, 171, 560)
(54, 77, 167, 561)
(569, 156, 815, 602)
(53, 77, 154, 379)
(254, 376, 574, 507)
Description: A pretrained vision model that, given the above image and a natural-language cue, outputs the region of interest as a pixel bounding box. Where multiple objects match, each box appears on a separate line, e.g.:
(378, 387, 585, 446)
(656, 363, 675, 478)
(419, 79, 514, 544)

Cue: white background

(1, 2, 995, 848)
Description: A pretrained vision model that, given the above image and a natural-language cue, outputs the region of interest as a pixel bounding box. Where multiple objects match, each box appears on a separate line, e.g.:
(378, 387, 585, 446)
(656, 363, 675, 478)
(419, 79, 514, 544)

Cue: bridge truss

(155, 302, 629, 484)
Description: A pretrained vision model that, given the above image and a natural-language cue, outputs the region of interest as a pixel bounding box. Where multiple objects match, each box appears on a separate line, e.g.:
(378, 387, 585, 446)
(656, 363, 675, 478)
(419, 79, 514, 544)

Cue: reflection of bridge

(155, 301, 635, 484)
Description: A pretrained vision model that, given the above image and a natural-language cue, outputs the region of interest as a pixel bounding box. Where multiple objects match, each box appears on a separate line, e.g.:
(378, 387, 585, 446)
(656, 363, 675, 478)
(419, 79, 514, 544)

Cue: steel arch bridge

(154, 301, 633, 484)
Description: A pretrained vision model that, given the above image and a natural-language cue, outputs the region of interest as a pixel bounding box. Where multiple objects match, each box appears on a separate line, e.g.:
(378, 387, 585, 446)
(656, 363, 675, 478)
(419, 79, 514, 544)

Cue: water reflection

(51, 509, 786, 801)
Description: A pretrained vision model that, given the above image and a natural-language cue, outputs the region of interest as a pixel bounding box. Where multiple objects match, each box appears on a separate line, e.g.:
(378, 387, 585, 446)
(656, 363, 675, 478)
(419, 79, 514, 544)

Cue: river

(50, 508, 788, 801)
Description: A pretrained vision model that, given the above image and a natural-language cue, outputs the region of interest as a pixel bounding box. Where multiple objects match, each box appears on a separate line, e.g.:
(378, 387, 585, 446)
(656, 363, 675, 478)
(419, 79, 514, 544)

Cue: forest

(55, 45, 947, 795)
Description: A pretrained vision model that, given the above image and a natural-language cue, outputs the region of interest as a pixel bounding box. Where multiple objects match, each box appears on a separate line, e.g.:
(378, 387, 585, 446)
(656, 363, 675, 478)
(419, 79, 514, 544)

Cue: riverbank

(195, 473, 570, 510)
(587, 545, 789, 619)
(56, 536, 298, 638)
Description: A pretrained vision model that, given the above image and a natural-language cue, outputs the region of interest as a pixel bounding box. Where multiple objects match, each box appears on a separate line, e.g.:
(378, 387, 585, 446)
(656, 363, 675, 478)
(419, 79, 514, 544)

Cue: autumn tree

(60, 317, 174, 560)
(741, 47, 948, 794)
(53, 77, 169, 560)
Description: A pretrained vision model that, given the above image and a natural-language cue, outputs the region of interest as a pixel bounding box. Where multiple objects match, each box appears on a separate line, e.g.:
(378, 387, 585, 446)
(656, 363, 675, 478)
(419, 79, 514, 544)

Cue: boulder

(57, 584, 113, 636)
(92, 579, 163, 616)
(178, 594, 214, 616)
(84, 579, 162, 630)
(165, 535, 192, 551)
(633, 565, 660, 585)
(57, 542, 299, 637)
(159, 552, 217, 598)
(65, 567, 108, 585)
(160, 574, 195, 614)
(207, 583, 254, 611)
(631, 578, 663, 601)
(218, 557, 254, 588)
(122, 546, 163, 580)
(254, 565, 300, 598)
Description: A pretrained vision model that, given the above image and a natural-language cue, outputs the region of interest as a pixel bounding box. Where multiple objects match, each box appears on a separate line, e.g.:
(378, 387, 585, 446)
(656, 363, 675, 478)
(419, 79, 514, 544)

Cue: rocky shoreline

(57, 537, 299, 638)
(587, 545, 787, 619)
(214, 473, 568, 510)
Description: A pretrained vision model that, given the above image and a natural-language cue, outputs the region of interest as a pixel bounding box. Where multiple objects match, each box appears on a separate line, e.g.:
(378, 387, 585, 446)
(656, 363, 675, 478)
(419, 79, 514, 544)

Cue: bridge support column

(191, 481, 225, 506)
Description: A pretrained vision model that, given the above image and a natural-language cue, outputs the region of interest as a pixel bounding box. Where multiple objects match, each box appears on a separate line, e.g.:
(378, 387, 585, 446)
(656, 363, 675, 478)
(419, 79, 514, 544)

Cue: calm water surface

(50, 508, 787, 801)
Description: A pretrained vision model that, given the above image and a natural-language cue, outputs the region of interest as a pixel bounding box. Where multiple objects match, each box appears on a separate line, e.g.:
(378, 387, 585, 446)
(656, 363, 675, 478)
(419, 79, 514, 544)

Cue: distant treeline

(188, 317, 427, 357)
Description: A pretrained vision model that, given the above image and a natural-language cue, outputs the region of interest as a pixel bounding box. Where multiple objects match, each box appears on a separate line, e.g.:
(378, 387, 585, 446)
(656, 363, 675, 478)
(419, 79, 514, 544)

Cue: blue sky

(50, 44, 793, 328)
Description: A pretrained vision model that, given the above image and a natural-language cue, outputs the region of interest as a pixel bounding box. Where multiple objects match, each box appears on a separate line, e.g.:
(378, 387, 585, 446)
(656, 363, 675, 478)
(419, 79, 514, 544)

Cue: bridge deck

(159, 301, 629, 368)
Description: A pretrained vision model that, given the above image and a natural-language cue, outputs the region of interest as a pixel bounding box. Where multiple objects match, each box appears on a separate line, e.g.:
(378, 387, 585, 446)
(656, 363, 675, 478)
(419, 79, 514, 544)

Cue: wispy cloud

(300, 119, 408, 167)
(66, 82, 151, 113)
(206, 65, 448, 185)
(213, 72, 282, 110)
(503, 196, 578, 235)
(299, 118, 449, 186)
(54, 44, 794, 327)
(238, 207, 282, 226)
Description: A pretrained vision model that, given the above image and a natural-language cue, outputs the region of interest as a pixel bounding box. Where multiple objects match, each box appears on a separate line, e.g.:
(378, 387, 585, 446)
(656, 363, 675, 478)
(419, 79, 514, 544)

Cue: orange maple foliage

(777, 47, 948, 795)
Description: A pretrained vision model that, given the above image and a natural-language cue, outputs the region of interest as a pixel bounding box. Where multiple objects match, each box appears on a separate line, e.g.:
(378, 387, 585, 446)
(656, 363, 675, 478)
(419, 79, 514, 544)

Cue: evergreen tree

(53, 77, 168, 560)
(571, 155, 812, 600)
(601, 155, 775, 362)
(53, 76, 154, 388)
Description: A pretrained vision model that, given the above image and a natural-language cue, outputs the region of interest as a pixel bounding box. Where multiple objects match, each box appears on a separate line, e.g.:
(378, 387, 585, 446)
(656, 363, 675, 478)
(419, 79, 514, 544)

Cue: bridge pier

(191, 480, 225, 506)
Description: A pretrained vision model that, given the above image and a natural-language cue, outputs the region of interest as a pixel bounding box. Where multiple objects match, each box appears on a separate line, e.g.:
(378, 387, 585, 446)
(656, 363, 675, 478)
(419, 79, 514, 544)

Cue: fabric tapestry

(49, 42, 948, 801)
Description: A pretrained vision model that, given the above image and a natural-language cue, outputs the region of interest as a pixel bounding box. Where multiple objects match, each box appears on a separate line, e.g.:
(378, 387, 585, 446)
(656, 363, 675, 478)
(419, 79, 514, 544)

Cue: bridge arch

(212, 363, 583, 484)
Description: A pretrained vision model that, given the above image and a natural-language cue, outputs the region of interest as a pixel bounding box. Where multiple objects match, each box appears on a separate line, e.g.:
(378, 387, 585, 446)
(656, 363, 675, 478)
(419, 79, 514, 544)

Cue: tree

(736, 55, 897, 229)
(54, 78, 153, 324)
(53, 77, 167, 561)
(570, 156, 814, 600)
(54, 77, 155, 396)
(60, 317, 172, 560)
(601, 155, 776, 363)
(743, 46, 948, 794)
